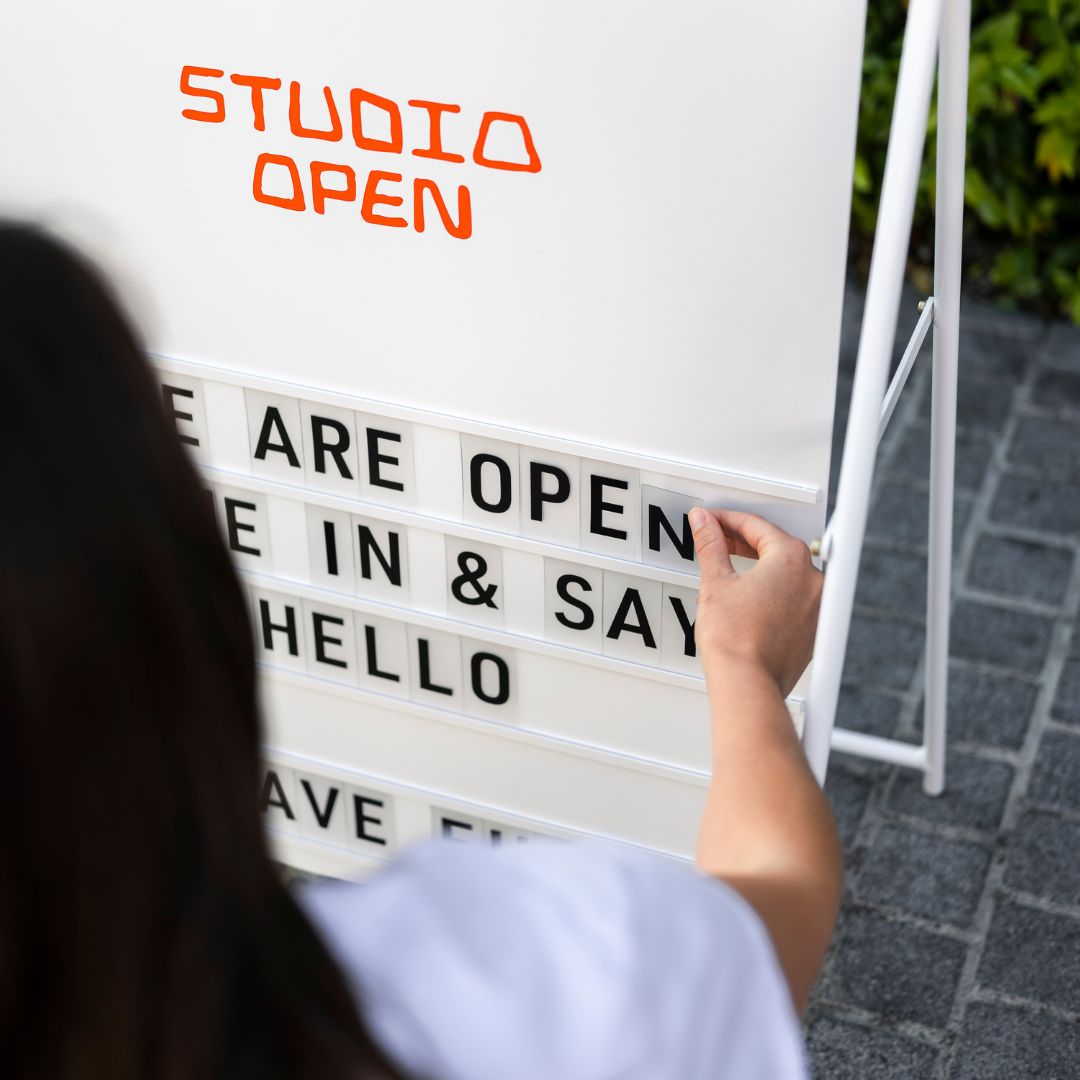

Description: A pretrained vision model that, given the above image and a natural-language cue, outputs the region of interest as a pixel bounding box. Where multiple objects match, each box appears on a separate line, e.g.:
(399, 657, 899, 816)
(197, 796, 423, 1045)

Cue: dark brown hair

(0, 223, 398, 1079)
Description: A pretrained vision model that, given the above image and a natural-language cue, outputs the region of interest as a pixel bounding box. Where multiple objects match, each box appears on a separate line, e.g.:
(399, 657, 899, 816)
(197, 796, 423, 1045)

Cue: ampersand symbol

(451, 551, 499, 609)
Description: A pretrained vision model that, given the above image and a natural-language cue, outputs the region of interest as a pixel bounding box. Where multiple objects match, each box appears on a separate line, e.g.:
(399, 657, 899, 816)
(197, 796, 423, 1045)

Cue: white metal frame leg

(804, 0, 970, 791)
(923, 0, 971, 795)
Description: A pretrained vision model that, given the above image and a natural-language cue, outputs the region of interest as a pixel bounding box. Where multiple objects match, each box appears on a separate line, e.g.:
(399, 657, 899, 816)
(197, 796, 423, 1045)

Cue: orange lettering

(311, 162, 357, 214)
(253, 153, 306, 211)
(230, 73, 281, 132)
(360, 171, 407, 228)
(473, 112, 541, 173)
(180, 65, 225, 123)
(408, 100, 465, 163)
(349, 89, 403, 153)
(288, 81, 343, 142)
(414, 178, 472, 239)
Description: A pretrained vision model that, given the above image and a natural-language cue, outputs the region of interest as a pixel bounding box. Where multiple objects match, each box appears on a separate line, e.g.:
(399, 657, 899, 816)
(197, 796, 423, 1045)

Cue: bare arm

(688, 508, 842, 1014)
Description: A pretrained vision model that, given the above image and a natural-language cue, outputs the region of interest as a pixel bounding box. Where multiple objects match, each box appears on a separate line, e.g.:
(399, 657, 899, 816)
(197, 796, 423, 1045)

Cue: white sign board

(1, 0, 866, 873)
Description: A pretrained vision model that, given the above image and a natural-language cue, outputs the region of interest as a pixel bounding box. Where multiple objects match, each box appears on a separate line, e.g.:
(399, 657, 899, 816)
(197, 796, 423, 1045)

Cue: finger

(711, 510, 799, 560)
(715, 527, 760, 561)
(689, 508, 736, 583)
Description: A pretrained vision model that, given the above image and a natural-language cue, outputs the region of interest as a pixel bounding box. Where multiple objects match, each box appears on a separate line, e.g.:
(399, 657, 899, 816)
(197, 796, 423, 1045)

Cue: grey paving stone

(952, 1002, 1080, 1080)
(967, 535, 1075, 606)
(822, 909, 966, 1027)
(838, 282, 865, 371)
(843, 614, 926, 690)
(866, 479, 974, 553)
(1032, 368, 1080, 413)
(855, 545, 929, 621)
(918, 372, 1015, 432)
(836, 685, 904, 740)
(1004, 809, 1080, 906)
(938, 665, 1037, 750)
(1040, 321, 1080, 372)
(805, 1016, 938, 1080)
(990, 473, 1080, 537)
(949, 600, 1055, 676)
(857, 824, 991, 926)
(810, 288, 1080, 1072)
(978, 899, 1080, 1012)
(1008, 417, 1080, 479)
(888, 421, 995, 493)
(824, 766, 875, 851)
(959, 328, 1033, 381)
(1027, 729, 1080, 813)
(1052, 656, 1080, 725)
(961, 297, 1045, 342)
(834, 370, 854, 421)
(888, 753, 1014, 833)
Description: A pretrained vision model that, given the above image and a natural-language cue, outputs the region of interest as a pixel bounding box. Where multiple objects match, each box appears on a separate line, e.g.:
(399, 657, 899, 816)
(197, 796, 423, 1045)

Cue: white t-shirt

(301, 839, 808, 1080)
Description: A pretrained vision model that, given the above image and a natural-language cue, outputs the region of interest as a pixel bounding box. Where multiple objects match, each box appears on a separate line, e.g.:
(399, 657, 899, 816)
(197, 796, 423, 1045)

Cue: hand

(688, 508, 823, 697)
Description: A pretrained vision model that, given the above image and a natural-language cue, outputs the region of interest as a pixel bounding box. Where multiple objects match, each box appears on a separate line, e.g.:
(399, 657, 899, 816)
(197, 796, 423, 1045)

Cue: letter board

(0, 0, 866, 874)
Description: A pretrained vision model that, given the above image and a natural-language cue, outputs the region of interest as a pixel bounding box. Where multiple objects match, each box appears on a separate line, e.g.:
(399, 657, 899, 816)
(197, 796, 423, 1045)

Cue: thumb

(690, 508, 736, 586)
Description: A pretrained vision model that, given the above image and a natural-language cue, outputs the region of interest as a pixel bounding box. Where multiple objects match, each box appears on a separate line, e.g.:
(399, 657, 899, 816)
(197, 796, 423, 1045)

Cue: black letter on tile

(312, 613, 348, 668)
(259, 770, 294, 819)
(555, 574, 595, 631)
(259, 600, 299, 656)
(606, 588, 657, 649)
(417, 638, 453, 695)
(224, 498, 261, 556)
(470, 454, 512, 514)
(357, 526, 403, 586)
(366, 429, 405, 491)
(470, 652, 510, 706)
(590, 475, 628, 540)
(300, 780, 340, 829)
(254, 406, 301, 467)
(354, 795, 388, 845)
(363, 625, 400, 683)
(647, 504, 695, 562)
(440, 817, 474, 838)
(162, 384, 198, 446)
(529, 462, 570, 522)
(323, 520, 339, 576)
(311, 415, 354, 478)
(667, 595, 697, 658)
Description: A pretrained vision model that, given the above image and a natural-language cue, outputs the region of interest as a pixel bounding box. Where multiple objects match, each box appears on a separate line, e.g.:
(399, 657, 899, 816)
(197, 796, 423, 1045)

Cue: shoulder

(301, 840, 807, 1080)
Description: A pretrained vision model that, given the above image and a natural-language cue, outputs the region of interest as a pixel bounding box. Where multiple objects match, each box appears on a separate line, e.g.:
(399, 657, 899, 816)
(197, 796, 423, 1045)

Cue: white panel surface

(0, 0, 864, 864)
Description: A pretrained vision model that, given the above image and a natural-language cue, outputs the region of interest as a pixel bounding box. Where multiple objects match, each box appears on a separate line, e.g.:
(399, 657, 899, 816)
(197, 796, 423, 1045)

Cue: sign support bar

(924, 0, 971, 795)
(804, 0, 969, 794)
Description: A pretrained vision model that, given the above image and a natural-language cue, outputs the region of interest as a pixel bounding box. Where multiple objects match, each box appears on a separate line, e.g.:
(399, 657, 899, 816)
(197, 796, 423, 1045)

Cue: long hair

(0, 224, 398, 1079)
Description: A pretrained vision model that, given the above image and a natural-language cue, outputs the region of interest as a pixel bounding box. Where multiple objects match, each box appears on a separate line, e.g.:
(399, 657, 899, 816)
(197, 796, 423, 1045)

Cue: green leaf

(853, 154, 873, 194)
(1065, 289, 1080, 325)
(964, 168, 1006, 229)
(1036, 128, 1078, 182)
(853, 1, 1080, 318)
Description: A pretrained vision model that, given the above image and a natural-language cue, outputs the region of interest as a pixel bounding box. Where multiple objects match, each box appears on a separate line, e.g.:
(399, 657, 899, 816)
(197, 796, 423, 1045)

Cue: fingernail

(689, 507, 708, 532)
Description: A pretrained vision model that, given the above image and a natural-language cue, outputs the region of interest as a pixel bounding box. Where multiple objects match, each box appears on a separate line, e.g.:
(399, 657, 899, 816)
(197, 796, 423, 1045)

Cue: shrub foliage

(854, 1, 1080, 320)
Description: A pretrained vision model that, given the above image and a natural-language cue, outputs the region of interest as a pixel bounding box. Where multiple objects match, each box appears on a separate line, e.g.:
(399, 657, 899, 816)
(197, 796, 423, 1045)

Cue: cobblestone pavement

(806, 282, 1080, 1079)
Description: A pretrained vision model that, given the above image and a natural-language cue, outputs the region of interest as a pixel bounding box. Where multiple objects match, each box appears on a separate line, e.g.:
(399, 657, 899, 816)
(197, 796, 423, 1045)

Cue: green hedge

(853, 1, 1080, 321)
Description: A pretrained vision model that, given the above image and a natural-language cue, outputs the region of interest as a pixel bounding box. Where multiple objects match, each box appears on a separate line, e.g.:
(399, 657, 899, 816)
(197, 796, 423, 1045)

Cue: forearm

(695, 659, 842, 1010)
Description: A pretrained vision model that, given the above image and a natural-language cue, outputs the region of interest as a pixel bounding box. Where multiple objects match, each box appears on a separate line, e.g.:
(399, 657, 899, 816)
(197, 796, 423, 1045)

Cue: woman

(0, 223, 840, 1079)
